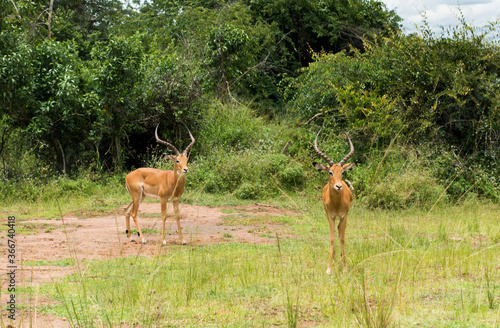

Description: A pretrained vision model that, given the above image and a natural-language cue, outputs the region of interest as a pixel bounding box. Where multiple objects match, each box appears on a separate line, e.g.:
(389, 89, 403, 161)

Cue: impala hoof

(142, 238, 147, 244)
(326, 268, 332, 275)
(162, 240, 167, 245)
(181, 240, 187, 245)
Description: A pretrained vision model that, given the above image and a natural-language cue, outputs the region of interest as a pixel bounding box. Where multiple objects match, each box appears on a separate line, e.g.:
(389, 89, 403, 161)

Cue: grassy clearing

(11, 195, 500, 327)
(0, 174, 130, 221)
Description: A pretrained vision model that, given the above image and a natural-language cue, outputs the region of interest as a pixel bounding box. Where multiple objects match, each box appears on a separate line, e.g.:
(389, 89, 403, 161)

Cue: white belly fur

(144, 192, 161, 199)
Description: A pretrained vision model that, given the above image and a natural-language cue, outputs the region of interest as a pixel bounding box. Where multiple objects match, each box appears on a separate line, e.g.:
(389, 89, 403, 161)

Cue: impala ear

(342, 162, 355, 172)
(313, 162, 329, 172)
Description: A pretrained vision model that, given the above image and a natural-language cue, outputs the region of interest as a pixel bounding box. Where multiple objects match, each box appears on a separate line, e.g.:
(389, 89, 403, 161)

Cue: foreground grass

(8, 194, 500, 327)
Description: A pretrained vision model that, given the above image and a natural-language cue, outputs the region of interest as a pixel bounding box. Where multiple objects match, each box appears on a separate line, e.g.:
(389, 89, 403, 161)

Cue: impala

(124, 123, 195, 245)
(312, 129, 355, 274)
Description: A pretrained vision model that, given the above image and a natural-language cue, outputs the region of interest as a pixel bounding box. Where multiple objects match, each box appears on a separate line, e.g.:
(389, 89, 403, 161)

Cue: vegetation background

(1, 0, 499, 206)
(0, 0, 499, 326)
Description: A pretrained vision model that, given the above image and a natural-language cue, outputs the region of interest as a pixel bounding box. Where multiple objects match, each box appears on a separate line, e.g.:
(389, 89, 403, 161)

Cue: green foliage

(141, 45, 202, 124)
(204, 22, 249, 89)
(286, 22, 500, 154)
(196, 103, 266, 153)
(191, 149, 303, 197)
(244, 0, 401, 69)
(51, 0, 125, 58)
(0, 37, 88, 172)
(363, 165, 446, 210)
(0, 0, 498, 205)
(185, 103, 306, 197)
(284, 21, 500, 201)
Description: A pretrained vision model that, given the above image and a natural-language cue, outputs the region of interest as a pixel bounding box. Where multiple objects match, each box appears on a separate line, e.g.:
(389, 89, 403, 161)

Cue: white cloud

(381, 0, 500, 33)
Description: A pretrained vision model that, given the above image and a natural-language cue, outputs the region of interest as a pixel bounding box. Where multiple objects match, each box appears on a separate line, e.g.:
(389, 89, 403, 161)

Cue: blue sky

(380, 0, 500, 33)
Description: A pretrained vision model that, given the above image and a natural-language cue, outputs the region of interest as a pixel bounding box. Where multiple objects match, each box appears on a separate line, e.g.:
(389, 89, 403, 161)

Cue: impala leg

(338, 215, 348, 273)
(161, 199, 167, 245)
(327, 215, 336, 275)
(130, 198, 147, 244)
(125, 202, 133, 239)
(173, 201, 186, 245)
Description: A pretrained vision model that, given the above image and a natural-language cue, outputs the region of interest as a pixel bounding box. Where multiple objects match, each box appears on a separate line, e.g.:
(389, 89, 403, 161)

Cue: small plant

(485, 267, 497, 310)
(284, 288, 300, 328)
(353, 267, 402, 328)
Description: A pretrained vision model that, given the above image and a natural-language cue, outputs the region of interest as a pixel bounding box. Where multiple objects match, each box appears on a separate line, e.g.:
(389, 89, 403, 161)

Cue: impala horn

(338, 131, 354, 166)
(155, 124, 180, 155)
(314, 129, 354, 166)
(181, 122, 196, 156)
(313, 129, 335, 167)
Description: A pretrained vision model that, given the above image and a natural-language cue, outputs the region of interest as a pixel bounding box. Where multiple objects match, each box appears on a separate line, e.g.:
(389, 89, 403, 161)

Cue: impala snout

(334, 183, 342, 191)
(183, 167, 189, 174)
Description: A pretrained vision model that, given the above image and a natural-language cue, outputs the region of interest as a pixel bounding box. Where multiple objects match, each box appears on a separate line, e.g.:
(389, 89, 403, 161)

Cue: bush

(363, 169, 446, 209)
(196, 103, 268, 154)
(282, 21, 500, 204)
(353, 145, 449, 209)
(278, 162, 305, 189)
(234, 182, 261, 200)
(185, 104, 309, 198)
(190, 150, 303, 197)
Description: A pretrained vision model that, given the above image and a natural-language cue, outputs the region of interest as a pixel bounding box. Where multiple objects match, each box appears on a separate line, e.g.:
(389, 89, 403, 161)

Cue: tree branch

(47, 0, 54, 39)
(300, 109, 335, 126)
(9, 0, 21, 19)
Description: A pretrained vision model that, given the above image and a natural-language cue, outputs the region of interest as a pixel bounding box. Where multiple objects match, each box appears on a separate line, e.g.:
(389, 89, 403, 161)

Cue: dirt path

(0, 202, 296, 327)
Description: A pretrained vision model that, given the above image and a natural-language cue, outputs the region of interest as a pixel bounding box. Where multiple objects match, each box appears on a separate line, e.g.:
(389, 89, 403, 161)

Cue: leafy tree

(88, 35, 145, 170)
(243, 0, 402, 71)
(284, 22, 500, 199)
(51, 0, 126, 58)
(0, 38, 86, 173)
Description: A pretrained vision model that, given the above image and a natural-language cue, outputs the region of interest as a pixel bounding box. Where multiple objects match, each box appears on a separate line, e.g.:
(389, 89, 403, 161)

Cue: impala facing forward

(312, 130, 355, 274)
(125, 123, 195, 245)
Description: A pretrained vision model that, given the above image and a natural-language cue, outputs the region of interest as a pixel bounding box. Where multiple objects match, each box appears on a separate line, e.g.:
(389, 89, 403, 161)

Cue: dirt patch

(0, 203, 297, 327)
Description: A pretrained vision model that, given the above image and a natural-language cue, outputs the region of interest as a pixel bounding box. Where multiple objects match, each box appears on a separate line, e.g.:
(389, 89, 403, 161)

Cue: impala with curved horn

(312, 129, 355, 274)
(124, 123, 195, 245)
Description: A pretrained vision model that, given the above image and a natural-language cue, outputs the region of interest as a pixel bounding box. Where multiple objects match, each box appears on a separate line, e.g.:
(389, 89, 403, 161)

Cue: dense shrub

(363, 168, 446, 209)
(283, 22, 500, 201)
(284, 22, 500, 159)
(189, 149, 304, 197)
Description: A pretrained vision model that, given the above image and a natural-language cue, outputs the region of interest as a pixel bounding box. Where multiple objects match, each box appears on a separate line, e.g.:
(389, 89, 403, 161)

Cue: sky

(380, 0, 500, 33)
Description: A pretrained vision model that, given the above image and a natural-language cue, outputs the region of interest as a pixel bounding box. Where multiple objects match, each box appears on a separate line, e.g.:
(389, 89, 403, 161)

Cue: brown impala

(312, 130, 355, 274)
(124, 123, 195, 245)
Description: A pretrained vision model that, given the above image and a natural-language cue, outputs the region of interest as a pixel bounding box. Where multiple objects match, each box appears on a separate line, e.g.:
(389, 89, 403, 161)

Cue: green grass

(23, 258, 76, 267)
(222, 213, 293, 226)
(10, 194, 499, 327)
(0, 174, 130, 220)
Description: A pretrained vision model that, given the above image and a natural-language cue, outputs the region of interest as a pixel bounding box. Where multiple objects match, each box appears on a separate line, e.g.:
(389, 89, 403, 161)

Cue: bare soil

(0, 202, 297, 327)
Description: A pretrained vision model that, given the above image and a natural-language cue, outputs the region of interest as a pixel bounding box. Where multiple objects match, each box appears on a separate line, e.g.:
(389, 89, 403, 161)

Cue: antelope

(124, 123, 195, 245)
(312, 129, 355, 274)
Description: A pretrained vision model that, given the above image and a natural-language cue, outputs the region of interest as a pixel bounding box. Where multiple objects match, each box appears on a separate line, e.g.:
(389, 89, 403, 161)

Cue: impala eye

(176, 160, 181, 164)
(329, 171, 333, 176)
